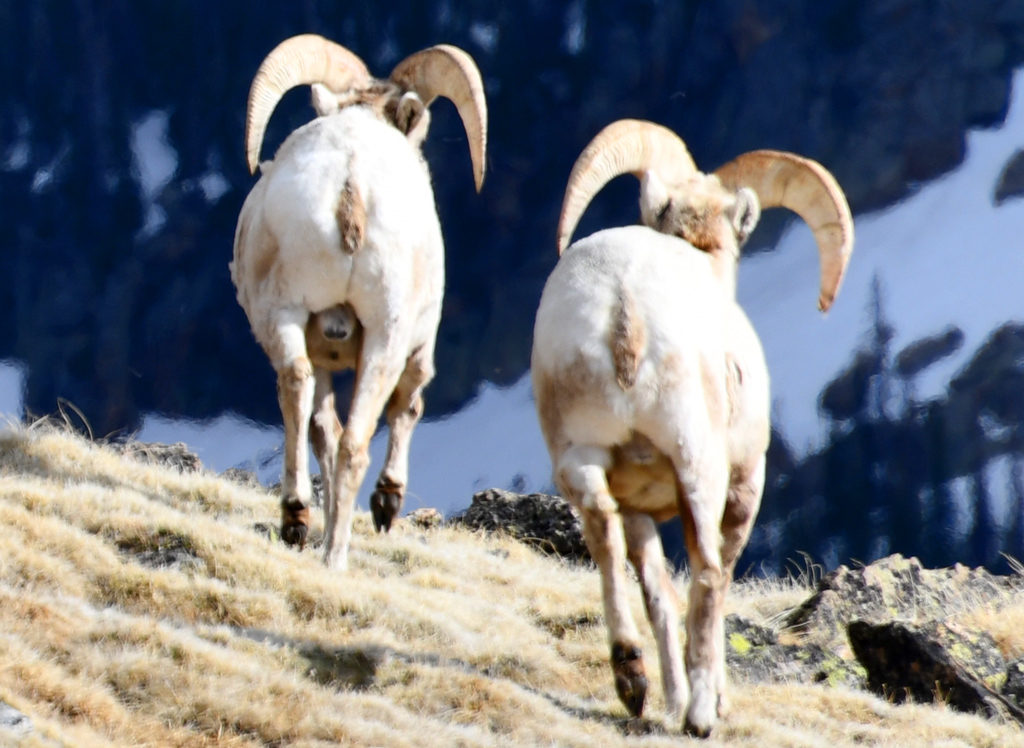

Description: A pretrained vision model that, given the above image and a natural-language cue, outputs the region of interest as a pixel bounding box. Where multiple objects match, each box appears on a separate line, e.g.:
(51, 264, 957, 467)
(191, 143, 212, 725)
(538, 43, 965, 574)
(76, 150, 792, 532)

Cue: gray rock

(847, 619, 1024, 724)
(1004, 658, 1024, 707)
(301, 645, 388, 690)
(117, 530, 202, 572)
(220, 466, 262, 490)
(784, 554, 1021, 653)
(452, 488, 590, 563)
(726, 614, 865, 689)
(110, 440, 202, 473)
(406, 507, 443, 529)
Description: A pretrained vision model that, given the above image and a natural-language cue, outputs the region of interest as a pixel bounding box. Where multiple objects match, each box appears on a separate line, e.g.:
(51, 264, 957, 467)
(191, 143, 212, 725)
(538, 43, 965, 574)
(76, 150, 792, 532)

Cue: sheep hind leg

(557, 446, 648, 717)
(322, 332, 408, 570)
(272, 312, 316, 550)
(623, 512, 687, 725)
(371, 346, 434, 533)
(310, 368, 342, 535)
(674, 449, 730, 738)
(714, 455, 766, 715)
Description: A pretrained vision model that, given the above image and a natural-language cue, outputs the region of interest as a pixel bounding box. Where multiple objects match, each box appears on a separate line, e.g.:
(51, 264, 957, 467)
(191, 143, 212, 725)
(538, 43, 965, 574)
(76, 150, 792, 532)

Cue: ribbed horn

(390, 45, 488, 192)
(715, 150, 854, 312)
(244, 34, 370, 174)
(557, 119, 697, 254)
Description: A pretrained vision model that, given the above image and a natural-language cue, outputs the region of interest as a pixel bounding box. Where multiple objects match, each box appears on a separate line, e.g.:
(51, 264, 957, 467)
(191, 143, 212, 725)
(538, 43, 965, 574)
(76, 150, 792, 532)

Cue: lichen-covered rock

(221, 466, 262, 490)
(110, 440, 202, 473)
(406, 507, 443, 529)
(847, 619, 1024, 724)
(452, 488, 590, 563)
(116, 529, 203, 572)
(784, 554, 1021, 654)
(723, 554, 1024, 705)
(253, 522, 280, 543)
(1003, 658, 1024, 708)
(726, 615, 865, 689)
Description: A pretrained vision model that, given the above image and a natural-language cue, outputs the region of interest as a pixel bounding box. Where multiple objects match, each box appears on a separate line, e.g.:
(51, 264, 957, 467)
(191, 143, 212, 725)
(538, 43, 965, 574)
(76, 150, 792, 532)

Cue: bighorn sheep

(231, 34, 487, 569)
(531, 120, 853, 736)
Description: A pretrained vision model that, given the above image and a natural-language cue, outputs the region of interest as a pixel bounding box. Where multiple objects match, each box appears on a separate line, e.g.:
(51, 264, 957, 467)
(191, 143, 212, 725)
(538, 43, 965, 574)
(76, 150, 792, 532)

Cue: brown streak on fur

(242, 219, 277, 287)
(725, 354, 743, 426)
(611, 289, 645, 390)
(533, 356, 599, 456)
(336, 176, 366, 254)
(701, 358, 727, 431)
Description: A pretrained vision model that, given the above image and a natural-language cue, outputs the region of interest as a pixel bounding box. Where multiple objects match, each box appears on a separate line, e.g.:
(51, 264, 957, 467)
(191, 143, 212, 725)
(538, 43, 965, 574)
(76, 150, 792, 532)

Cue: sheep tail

(612, 289, 646, 390)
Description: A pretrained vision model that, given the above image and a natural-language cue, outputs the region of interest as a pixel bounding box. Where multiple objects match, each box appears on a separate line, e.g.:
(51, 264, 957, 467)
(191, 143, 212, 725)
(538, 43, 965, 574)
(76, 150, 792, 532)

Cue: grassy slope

(0, 424, 1018, 747)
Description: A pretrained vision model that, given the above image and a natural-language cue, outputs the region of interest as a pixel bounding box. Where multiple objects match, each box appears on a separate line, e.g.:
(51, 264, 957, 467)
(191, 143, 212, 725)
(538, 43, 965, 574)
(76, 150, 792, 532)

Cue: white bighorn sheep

(231, 34, 487, 569)
(531, 120, 853, 736)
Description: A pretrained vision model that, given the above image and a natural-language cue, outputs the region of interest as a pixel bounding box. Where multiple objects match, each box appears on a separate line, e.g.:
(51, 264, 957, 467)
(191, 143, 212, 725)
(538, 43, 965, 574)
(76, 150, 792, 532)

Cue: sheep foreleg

(714, 455, 766, 715)
(675, 452, 730, 738)
(323, 334, 407, 570)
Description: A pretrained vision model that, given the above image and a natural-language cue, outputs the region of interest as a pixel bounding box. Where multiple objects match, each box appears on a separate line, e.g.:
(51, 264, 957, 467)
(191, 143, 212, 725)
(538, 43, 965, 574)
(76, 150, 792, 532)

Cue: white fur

(532, 215, 771, 734)
(232, 103, 444, 570)
(235, 108, 442, 350)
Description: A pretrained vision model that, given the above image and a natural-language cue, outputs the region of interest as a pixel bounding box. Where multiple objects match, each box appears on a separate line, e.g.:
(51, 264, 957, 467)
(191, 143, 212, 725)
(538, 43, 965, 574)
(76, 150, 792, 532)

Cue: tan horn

(715, 150, 854, 312)
(390, 45, 488, 192)
(557, 119, 697, 254)
(244, 34, 370, 174)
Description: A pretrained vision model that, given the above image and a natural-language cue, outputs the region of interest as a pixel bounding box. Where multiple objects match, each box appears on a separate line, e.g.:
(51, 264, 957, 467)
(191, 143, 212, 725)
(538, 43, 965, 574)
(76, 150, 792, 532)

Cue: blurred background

(4, 0, 1024, 574)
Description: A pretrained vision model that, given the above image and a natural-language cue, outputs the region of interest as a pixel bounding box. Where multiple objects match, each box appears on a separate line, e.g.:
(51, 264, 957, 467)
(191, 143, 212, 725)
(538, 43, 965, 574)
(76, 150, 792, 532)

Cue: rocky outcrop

(730, 555, 1024, 725)
(724, 614, 865, 690)
(783, 554, 1020, 653)
(451, 488, 590, 563)
(459, 500, 1024, 727)
(847, 619, 1024, 723)
(109, 440, 203, 473)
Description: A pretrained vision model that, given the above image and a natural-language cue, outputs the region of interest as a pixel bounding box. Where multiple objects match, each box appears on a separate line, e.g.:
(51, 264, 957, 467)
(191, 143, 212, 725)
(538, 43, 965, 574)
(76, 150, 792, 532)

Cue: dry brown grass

(0, 423, 1019, 746)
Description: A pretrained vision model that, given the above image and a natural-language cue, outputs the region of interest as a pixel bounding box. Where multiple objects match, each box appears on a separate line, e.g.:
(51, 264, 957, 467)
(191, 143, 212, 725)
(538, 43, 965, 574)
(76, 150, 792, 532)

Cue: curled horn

(556, 119, 697, 255)
(714, 151, 854, 312)
(244, 34, 370, 174)
(390, 45, 488, 192)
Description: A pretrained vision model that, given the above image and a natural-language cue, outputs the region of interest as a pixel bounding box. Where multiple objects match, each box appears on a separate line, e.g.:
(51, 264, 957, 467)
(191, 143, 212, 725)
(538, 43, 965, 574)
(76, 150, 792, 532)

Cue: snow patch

(739, 68, 1024, 455)
(130, 110, 178, 238)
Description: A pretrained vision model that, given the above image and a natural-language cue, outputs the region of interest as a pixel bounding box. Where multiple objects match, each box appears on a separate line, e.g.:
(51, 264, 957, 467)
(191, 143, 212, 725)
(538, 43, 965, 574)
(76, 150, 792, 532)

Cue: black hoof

(280, 497, 310, 550)
(683, 720, 713, 739)
(370, 487, 403, 533)
(611, 642, 647, 717)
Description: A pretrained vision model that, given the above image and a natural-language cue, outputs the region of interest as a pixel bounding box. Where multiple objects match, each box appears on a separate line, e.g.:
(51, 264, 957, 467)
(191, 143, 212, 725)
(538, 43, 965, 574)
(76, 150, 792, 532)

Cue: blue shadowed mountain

(4, 1, 1024, 573)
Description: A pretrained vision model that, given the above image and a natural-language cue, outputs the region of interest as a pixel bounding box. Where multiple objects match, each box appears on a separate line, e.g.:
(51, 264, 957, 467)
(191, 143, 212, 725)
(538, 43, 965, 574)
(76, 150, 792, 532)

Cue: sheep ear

(311, 83, 339, 116)
(732, 187, 761, 245)
(395, 92, 428, 137)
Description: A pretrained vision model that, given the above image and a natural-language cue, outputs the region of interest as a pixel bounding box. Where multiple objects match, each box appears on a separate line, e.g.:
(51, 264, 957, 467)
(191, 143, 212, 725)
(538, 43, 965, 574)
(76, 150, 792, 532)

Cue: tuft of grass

(0, 422, 1020, 746)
